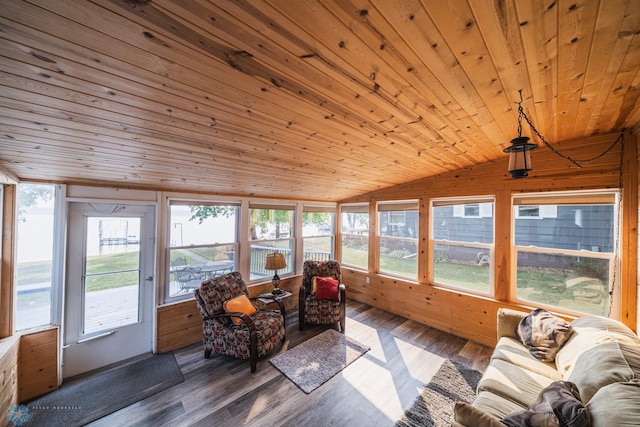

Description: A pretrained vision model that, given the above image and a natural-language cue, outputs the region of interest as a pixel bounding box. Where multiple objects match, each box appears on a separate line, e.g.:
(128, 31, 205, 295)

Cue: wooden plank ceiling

(0, 0, 639, 201)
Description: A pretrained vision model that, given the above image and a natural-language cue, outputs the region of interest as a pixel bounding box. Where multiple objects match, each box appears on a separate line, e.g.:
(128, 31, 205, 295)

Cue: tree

(188, 205, 235, 223)
(188, 205, 292, 240)
(17, 184, 54, 222)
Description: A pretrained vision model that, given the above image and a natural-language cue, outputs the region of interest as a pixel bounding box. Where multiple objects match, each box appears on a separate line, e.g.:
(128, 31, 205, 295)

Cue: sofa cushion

(492, 337, 562, 381)
(517, 308, 573, 363)
(556, 316, 640, 376)
(565, 341, 635, 403)
(454, 402, 504, 427)
(472, 390, 525, 420)
(477, 359, 556, 407)
(586, 380, 640, 426)
(502, 381, 591, 427)
(555, 317, 615, 376)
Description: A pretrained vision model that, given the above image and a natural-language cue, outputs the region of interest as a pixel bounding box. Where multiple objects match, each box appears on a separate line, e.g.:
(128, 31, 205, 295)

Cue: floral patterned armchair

(299, 260, 346, 332)
(193, 271, 286, 373)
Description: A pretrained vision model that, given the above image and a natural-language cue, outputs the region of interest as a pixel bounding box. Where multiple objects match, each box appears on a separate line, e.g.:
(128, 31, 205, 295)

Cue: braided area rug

(395, 359, 482, 427)
(269, 329, 369, 394)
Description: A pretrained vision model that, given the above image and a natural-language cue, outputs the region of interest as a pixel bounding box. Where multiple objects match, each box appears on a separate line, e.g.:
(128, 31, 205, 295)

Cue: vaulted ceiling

(0, 0, 639, 201)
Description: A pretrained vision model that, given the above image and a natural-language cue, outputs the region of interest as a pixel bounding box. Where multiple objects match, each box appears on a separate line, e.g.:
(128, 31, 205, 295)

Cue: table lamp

(264, 253, 286, 295)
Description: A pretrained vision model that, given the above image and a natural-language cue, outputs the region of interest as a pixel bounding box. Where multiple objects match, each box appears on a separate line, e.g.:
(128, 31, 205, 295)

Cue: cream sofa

(454, 308, 640, 426)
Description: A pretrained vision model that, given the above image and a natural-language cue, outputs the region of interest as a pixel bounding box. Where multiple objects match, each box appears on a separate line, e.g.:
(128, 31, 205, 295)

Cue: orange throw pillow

(313, 277, 340, 301)
(223, 294, 257, 325)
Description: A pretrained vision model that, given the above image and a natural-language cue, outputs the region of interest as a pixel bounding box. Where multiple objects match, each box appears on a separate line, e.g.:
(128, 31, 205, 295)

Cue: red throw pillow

(313, 277, 340, 301)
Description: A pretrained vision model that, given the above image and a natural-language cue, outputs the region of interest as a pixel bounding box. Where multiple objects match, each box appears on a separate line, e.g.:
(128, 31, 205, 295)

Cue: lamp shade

(503, 136, 538, 178)
(265, 253, 286, 270)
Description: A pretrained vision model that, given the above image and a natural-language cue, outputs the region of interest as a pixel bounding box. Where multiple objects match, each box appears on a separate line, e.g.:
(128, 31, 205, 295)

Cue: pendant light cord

(515, 90, 625, 168)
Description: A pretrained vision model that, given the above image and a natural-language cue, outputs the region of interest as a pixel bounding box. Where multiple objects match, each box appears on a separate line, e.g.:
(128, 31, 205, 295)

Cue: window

(513, 191, 617, 316)
(431, 198, 494, 293)
(15, 183, 56, 330)
(249, 204, 294, 281)
(302, 205, 335, 262)
(516, 205, 558, 219)
(340, 204, 369, 269)
(378, 201, 418, 279)
(168, 201, 239, 298)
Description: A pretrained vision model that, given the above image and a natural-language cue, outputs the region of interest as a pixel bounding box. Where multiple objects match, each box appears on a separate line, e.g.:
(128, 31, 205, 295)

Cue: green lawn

(18, 246, 608, 316)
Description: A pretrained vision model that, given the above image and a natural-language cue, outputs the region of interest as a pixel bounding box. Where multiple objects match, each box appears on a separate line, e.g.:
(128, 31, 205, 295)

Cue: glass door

(63, 203, 155, 378)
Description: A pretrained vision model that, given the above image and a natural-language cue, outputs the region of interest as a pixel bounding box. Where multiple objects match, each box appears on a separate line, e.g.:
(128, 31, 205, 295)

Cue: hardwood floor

(88, 300, 493, 427)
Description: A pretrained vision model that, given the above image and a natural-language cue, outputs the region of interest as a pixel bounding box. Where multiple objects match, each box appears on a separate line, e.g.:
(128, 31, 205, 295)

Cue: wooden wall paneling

(19, 327, 59, 401)
(1, 185, 16, 338)
(156, 300, 201, 353)
(493, 190, 512, 301)
(418, 196, 429, 284)
(621, 131, 638, 329)
(341, 131, 636, 343)
(637, 127, 640, 333)
(0, 335, 19, 423)
(368, 201, 377, 274)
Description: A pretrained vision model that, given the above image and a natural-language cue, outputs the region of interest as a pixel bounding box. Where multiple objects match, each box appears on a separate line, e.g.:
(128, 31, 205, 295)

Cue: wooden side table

(257, 290, 293, 312)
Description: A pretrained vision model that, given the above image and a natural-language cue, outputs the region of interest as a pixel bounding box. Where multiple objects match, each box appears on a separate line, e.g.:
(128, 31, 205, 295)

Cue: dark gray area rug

(270, 329, 370, 394)
(24, 352, 183, 426)
(395, 359, 482, 427)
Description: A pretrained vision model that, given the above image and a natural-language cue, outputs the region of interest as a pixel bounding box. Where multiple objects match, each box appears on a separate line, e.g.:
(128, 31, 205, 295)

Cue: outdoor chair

(299, 260, 346, 332)
(171, 257, 202, 294)
(193, 271, 286, 373)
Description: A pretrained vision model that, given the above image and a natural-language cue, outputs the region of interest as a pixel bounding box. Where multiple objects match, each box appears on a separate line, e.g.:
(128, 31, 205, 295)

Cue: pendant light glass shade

(503, 136, 538, 178)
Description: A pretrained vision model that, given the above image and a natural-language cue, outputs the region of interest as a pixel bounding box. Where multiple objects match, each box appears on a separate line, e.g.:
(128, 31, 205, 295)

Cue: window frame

(377, 200, 419, 280)
(430, 196, 495, 296)
(248, 203, 295, 282)
(165, 199, 240, 302)
(340, 203, 369, 271)
(301, 205, 336, 263)
(511, 190, 619, 317)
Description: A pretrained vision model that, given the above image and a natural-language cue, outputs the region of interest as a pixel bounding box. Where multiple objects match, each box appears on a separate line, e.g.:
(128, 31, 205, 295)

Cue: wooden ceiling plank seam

(466, 0, 535, 139)
(579, 0, 636, 136)
(0, 104, 421, 182)
(96, 0, 435, 146)
(0, 11, 412, 166)
(150, 0, 478, 165)
(187, 0, 454, 135)
(417, 0, 517, 141)
(555, 0, 599, 141)
(0, 3, 424, 168)
(368, 0, 504, 140)
(596, 22, 640, 131)
(514, 0, 559, 141)
(317, 0, 507, 160)
(80, 3, 470, 171)
(1, 149, 386, 189)
(0, 55, 406, 168)
(161, 0, 490, 169)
